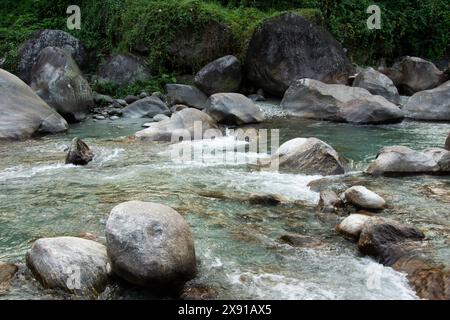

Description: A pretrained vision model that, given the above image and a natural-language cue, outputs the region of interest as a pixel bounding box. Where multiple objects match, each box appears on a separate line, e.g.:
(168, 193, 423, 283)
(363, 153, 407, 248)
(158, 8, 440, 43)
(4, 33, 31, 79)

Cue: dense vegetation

(0, 0, 449, 95)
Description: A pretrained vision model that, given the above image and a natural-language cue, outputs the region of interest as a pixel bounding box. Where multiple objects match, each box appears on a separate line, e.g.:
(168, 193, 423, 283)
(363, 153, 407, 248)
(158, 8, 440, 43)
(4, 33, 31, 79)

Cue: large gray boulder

(26, 237, 111, 295)
(122, 96, 170, 118)
(344, 186, 386, 210)
(379, 56, 447, 95)
(165, 84, 208, 110)
(281, 79, 404, 124)
(403, 81, 450, 120)
(18, 29, 88, 83)
(30, 47, 94, 122)
(194, 55, 242, 95)
(168, 21, 234, 71)
(245, 13, 354, 97)
(205, 93, 265, 125)
(97, 54, 151, 86)
(105, 201, 197, 291)
(366, 146, 444, 176)
(353, 67, 400, 104)
(0, 68, 68, 140)
(135, 108, 218, 141)
(264, 137, 348, 175)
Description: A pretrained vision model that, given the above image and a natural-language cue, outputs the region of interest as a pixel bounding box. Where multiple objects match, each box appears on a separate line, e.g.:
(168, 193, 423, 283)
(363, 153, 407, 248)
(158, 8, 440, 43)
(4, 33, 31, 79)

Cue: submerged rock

(18, 29, 88, 83)
(194, 55, 242, 95)
(180, 283, 219, 300)
(264, 137, 348, 175)
(0, 68, 68, 140)
(135, 108, 218, 142)
(245, 12, 354, 96)
(97, 54, 151, 86)
(30, 47, 93, 122)
(279, 234, 323, 248)
(66, 138, 94, 166)
(26, 237, 111, 295)
(248, 193, 287, 206)
(205, 93, 265, 125)
(379, 56, 447, 95)
(122, 96, 170, 119)
(281, 79, 404, 124)
(105, 201, 197, 292)
(0, 262, 18, 295)
(353, 67, 400, 104)
(344, 186, 386, 210)
(403, 81, 450, 121)
(366, 146, 446, 176)
(165, 84, 208, 110)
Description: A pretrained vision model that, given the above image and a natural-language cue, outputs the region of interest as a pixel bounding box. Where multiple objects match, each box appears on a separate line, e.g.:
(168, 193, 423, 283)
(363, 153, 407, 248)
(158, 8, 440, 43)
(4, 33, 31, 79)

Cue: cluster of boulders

(24, 201, 197, 297)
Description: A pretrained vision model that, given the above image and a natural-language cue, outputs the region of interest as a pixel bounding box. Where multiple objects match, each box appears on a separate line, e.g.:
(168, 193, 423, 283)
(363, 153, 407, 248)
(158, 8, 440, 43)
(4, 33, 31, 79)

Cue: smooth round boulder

(403, 81, 450, 121)
(205, 93, 265, 125)
(165, 84, 208, 110)
(344, 186, 386, 210)
(97, 54, 151, 86)
(66, 138, 94, 166)
(366, 146, 441, 176)
(281, 78, 404, 124)
(379, 56, 447, 95)
(135, 108, 218, 141)
(194, 55, 242, 96)
(26, 237, 110, 295)
(245, 12, 354, 97)
(336, 214, 373, 241)
(18, 29, 88, 83)
(0, 68, 68, 140)
(105, 201, 197, 291)
(264, 137, 348, 175)
(122, 96, 170, 118)
(319, 190, 343, 213)
(353, 67, 400, 104)
(30, 47, 94, 122)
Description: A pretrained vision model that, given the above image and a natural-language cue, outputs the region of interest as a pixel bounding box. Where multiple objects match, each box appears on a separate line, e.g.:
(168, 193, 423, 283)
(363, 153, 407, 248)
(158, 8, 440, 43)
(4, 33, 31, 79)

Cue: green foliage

(1, 0, 449, 91)
(91, 74, 177, 98)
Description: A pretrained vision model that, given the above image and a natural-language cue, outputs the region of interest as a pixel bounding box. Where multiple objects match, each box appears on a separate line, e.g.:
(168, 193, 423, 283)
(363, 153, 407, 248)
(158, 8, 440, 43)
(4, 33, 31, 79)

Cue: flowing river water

(0, 101, 449, 300)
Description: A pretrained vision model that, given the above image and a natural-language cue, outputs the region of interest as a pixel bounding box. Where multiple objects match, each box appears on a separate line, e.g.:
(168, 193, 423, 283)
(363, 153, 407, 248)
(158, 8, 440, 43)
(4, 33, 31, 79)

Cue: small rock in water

(66, 137, 94, 166)
(319, 190, 343, 213)
(124, 95, 139, 104)
(336, 214, 372, 241)
(94, 115, 106, 120)
(248, 193, 286, 205)
(115, 99, 127, 107)
(110, 116, 120, 121)
(0, 262, 18, 295)
(142, 122, 156, 128)
(279, 234, 323, 248)
(344, 186, 386, 210)
(153, 114, 170, 122)
(107, 108, 122, 116)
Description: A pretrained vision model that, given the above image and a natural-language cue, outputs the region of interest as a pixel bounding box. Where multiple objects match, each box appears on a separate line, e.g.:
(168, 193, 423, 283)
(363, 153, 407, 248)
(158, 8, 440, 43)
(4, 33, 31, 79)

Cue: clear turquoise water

(1, 104, 449, 300)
